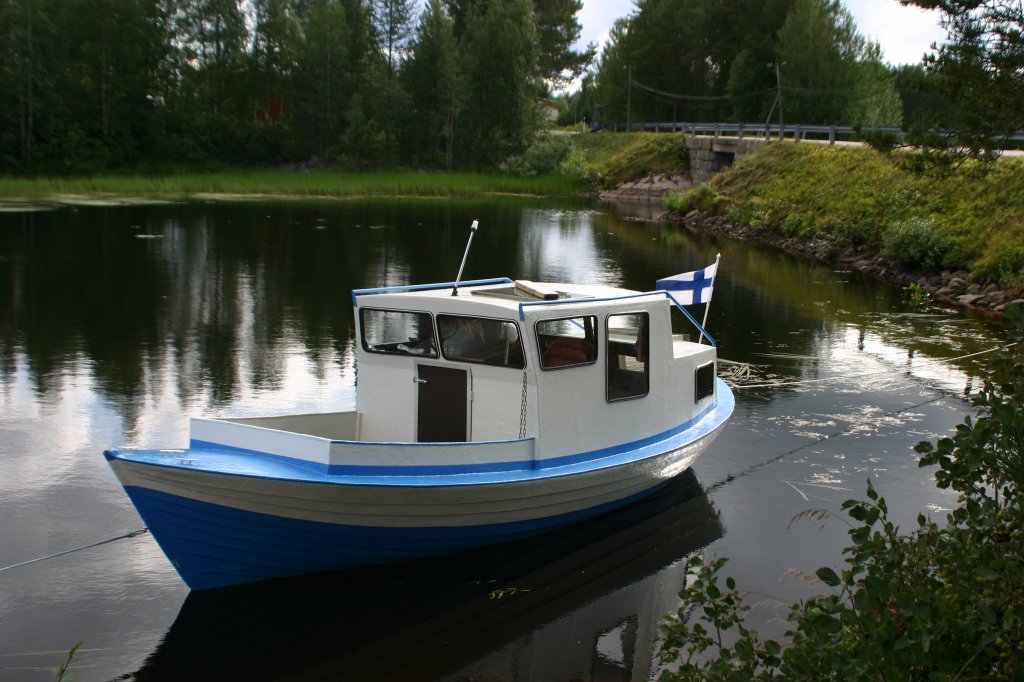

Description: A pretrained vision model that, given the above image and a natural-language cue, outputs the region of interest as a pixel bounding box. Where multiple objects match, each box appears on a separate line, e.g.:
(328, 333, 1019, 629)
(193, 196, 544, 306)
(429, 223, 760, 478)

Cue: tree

(292, 0, 351, 162)
(456, 0, 539, 167)
(776, 0, 901, 126)
(401, 0, 458, 167)
(178, 0, 248, 115)
(902, 0, 1024, 164)
(249, 0, 300, 120)
(775, 0, 861, 124)
(593, 17, 631, 126)
(0, 0, 53, 163)
(372, 0, 415, 83)
(533, 0, 593, 86)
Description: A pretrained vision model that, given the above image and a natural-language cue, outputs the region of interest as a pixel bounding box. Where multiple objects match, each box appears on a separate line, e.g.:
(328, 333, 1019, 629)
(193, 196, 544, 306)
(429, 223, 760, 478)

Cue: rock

(967, 283, 983, 295)
(958, 294, 985, 306)
(948, 277, 968, 291)
(984, 283, 1001, 295)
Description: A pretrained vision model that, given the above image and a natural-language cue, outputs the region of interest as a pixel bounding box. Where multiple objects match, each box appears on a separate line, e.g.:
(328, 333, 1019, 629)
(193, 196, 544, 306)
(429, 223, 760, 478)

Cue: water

(0, 197, 1003, 681)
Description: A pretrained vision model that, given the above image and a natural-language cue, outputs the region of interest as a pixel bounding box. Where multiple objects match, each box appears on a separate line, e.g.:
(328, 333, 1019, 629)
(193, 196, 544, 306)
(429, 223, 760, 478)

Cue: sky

(574, 0, 949, 68)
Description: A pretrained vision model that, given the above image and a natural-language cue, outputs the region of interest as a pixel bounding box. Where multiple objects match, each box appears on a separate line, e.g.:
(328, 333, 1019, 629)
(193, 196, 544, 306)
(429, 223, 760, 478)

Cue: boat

(104, 223, 734, 590)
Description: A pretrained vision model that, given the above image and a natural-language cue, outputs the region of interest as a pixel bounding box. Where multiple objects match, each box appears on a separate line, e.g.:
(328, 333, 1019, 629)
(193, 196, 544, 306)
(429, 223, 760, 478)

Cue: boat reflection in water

(133, 470, 721, 681)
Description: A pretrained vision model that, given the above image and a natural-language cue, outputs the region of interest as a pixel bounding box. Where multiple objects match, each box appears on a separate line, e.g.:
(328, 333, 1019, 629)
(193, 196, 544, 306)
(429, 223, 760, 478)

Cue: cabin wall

(532, 301, 715, 460)
(223, 412, 362, 440)
(467, 365, 530, 442)
(357, 356, 418, 441)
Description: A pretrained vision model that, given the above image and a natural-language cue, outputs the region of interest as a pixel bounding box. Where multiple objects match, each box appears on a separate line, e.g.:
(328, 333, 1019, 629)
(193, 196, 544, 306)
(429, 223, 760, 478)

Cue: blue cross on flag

(656, 255, 720, 306)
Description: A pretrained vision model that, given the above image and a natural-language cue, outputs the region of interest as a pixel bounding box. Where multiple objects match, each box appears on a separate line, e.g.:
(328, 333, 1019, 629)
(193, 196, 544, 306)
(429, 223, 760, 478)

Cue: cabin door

(416, 364, 469, 443)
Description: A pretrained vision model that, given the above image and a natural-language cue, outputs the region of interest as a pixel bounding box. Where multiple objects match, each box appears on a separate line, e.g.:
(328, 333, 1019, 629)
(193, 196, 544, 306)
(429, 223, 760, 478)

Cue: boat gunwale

(106, 380, 733, 488)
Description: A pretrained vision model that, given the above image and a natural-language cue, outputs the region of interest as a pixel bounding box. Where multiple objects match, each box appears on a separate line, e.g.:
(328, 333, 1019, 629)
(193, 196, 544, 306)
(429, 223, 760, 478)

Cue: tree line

(2, 0, 1020, 174)
(0, 0, 590, 172)
(577, 0, 904, 131)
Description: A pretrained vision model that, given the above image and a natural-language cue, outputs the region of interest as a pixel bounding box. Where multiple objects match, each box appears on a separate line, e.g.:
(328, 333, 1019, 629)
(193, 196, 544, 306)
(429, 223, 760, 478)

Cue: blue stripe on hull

(124, 482, 670, 591)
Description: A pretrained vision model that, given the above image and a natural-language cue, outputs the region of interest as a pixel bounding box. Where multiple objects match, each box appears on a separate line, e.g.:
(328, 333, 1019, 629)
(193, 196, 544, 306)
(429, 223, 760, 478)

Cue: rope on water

(0, 528, 148, 573)
(723, 342, 1014, 391)
(704, 394, 948, 493)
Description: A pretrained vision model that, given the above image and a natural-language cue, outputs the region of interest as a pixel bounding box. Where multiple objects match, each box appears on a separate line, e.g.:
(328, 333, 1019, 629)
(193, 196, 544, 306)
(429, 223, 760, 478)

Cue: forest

(0, 0, 1014, 173)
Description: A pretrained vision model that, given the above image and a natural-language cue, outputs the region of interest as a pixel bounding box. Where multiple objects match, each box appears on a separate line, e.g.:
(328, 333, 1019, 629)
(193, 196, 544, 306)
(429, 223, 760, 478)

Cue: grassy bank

(0, 169, 582, 204)
(570, 132, 688, 188)
(667, 142, 1024, 290)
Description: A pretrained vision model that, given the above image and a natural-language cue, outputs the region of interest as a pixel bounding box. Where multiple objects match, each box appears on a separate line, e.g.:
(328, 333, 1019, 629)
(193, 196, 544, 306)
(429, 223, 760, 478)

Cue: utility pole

(626, 65, 632, 130)
(775, 62, 784, 141)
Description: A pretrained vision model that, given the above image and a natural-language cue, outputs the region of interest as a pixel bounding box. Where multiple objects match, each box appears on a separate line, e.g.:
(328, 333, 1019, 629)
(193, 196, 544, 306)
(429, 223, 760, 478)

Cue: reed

(0, 169, 583, 200)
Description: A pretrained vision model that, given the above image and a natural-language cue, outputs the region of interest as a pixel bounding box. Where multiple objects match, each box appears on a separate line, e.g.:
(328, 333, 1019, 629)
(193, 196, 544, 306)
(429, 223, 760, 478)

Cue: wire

(726, 343, 1011, 390)
(0, 528, 149, 573)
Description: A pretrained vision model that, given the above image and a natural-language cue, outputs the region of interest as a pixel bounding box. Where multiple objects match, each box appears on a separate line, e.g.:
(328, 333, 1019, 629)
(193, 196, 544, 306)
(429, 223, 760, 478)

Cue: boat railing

(351, 278, 514, 306)
(518, 290, 717, 347)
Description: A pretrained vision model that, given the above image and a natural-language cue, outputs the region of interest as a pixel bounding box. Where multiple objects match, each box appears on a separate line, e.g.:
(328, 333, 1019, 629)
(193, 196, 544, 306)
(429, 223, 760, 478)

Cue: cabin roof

(352, 278, 664, 320)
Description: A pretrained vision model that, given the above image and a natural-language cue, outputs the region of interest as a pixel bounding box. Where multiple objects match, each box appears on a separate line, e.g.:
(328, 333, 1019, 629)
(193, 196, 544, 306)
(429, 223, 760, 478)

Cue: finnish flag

(656, 255, 719, 305)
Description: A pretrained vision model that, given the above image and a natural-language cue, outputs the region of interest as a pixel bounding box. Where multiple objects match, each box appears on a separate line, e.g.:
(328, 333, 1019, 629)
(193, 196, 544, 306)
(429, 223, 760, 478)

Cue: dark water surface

(0, 197, 1004, 680)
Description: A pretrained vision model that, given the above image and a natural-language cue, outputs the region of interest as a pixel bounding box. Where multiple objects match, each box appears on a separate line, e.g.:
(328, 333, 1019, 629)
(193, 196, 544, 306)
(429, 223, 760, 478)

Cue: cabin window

(437, 315, 525, 369)
(606, 313, 649, 401)
(695, 362, 715, 402)
(360, 308, 437, 357)
(536, 316, 598, 370)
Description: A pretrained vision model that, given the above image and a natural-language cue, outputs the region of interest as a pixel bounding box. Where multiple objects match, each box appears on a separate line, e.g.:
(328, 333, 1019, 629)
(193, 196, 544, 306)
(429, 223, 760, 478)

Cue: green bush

(499, 135, 574, 176)
(881, 217, 957, 270)
(664, 183, 724, 216)
(658, 307, 1024, 680)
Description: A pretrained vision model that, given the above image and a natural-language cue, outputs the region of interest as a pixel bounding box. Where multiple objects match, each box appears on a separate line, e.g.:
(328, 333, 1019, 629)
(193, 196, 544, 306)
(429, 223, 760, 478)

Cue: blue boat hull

(107, 381, 733, 590)
(123, 483, 669, 591)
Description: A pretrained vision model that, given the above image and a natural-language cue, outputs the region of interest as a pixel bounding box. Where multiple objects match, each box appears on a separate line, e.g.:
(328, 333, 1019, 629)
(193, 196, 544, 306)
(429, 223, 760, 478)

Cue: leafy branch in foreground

(658, 306, 1024, 680)
(53, 642, 82, 682)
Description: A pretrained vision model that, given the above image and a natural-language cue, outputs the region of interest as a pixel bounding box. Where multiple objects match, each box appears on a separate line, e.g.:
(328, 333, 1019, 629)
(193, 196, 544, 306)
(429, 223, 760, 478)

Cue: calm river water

(0, 197, 1004, 681)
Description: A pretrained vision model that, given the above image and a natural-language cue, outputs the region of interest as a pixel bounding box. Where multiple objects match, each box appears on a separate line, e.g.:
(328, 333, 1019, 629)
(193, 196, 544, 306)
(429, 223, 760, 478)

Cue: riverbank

(661, 207, 1024, 315)
(0, 169, 582, 207)
(653, 142, 1024, 315)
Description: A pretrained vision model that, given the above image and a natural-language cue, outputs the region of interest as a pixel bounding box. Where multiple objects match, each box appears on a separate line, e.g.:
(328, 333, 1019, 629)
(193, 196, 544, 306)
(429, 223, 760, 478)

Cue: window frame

(605, 311, 650, 403)
(359, 307, 438, 358)
(436, 313, 526, 370)
(535, 315, 599, 371)
(695, 361, 716, 403)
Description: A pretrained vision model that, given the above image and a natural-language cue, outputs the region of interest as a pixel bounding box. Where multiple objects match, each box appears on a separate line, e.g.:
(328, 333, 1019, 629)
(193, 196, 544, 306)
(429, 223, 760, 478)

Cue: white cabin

(351, 278, 718, 464)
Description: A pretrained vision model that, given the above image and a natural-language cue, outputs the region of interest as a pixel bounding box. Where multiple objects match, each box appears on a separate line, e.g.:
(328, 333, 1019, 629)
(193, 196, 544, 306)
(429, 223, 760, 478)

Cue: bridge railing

(604, 121, 1024, 145)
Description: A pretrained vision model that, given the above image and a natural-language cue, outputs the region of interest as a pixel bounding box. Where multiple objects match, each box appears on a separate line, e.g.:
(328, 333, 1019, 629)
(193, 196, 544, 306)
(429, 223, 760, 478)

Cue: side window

(360, 308, 437, 357)
(606, 312, 649, 401)
(537, 316, 598, 370)
(695, 362, 715, 402)
(437, 315, 525, 369)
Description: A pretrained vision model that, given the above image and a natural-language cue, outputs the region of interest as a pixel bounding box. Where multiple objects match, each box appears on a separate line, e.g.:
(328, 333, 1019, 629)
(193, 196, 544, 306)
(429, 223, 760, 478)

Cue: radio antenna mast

(451, 220, 479, 296)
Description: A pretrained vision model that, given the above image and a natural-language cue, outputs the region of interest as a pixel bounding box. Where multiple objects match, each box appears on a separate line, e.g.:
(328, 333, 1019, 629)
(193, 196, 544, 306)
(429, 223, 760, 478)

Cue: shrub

(499, 135, 574, 176)
(657, 307, 1024, 680)
(881, 217, 956, 270)
(663, 183, 724, 216)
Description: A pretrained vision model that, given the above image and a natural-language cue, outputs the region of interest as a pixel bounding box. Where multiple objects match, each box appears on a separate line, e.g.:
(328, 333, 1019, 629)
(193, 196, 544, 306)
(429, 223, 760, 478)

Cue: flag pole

(698, 253, 720, 345)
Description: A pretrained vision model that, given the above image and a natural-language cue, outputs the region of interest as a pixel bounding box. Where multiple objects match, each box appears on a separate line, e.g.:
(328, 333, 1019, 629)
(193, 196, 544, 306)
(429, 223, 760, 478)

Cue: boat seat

(542, 337, 594, 368)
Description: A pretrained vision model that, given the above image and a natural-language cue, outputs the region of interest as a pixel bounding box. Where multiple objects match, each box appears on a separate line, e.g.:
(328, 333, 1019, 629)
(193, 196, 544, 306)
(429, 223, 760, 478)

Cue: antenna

(451, 220, 479, 296)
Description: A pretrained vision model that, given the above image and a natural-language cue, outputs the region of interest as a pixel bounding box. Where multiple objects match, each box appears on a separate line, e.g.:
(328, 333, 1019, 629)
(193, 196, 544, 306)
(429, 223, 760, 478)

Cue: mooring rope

(724, 342, 1013, 391)
(0, 528, 148, 574)
(704, 393, 949, 493)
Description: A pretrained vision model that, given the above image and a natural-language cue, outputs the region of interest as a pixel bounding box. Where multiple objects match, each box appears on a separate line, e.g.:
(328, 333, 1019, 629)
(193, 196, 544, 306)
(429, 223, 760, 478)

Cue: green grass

(0, 169, 583, 203)
(572, 132, 689, 188)
(705, 142, 1024, 288)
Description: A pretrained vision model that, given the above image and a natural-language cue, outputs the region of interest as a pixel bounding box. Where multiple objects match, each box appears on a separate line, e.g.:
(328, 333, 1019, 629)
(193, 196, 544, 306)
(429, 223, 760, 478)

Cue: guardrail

(604, 121, 1024, 145)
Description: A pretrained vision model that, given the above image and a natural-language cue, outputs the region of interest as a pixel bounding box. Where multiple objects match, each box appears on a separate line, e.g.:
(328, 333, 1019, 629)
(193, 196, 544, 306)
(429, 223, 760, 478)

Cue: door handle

(413, 378, 428, 384)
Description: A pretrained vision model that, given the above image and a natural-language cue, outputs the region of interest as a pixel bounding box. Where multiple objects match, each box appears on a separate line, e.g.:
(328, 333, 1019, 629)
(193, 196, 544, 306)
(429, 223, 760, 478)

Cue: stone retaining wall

(600, 135, 768, 200)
